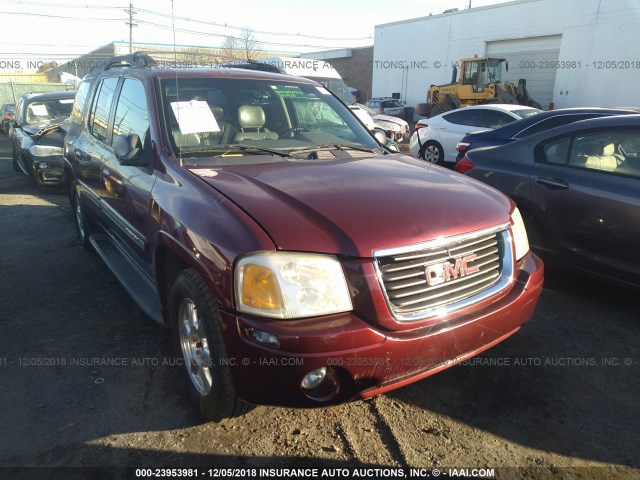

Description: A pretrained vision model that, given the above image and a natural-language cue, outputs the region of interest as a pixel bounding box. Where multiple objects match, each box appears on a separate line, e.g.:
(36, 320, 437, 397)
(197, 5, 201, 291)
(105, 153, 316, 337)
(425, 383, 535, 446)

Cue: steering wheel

(281, 126, 309, 138)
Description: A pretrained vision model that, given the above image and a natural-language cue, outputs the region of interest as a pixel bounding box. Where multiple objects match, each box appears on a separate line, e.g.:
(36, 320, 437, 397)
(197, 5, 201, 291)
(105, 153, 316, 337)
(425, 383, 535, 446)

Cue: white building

(372, 0, 640, 115)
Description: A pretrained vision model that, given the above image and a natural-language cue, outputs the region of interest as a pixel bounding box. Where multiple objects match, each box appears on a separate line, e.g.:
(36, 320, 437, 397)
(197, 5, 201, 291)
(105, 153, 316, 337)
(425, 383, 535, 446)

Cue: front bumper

(33, 155, 65, 186)
(218, 251, 544, 407)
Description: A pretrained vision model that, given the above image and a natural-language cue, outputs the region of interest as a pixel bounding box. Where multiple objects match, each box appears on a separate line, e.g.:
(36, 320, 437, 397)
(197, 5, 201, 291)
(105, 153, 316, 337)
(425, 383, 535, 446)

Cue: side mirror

(373, 129, 387, 145)
(113, 133, 143, 164)
(386, 141, 399, 152)
(373, 128, 399, 152)
(505, 61, 509, 72)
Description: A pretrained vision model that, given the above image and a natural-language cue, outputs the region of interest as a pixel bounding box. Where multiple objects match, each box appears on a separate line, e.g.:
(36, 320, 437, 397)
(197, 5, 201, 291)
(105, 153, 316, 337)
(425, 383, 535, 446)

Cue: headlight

(28, 145, 63, 157)
(511, 207, 530, 261)
(235, 252, 352, 319)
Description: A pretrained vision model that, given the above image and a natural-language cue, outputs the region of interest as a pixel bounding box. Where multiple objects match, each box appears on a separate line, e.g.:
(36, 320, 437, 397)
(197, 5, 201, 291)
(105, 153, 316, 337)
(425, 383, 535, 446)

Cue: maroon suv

(64, 54, 543, 421)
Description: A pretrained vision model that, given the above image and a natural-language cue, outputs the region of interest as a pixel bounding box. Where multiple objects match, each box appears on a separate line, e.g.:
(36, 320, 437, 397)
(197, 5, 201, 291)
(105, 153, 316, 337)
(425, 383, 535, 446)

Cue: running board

(89, 233, 163, 324)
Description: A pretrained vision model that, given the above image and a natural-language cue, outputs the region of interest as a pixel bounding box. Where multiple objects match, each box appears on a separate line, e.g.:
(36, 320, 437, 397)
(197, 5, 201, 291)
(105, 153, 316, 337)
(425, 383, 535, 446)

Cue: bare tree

(220, 35, 241, 60)
(239, 27, 262, 60)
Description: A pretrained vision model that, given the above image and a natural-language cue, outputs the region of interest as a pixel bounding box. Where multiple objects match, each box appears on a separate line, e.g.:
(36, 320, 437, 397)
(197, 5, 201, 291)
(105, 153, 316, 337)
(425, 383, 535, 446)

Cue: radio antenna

(170, 0, 183, 167)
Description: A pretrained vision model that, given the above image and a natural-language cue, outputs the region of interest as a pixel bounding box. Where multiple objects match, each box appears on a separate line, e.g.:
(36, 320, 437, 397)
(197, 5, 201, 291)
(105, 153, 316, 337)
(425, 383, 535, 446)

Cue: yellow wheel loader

(416, 57, 542, 118)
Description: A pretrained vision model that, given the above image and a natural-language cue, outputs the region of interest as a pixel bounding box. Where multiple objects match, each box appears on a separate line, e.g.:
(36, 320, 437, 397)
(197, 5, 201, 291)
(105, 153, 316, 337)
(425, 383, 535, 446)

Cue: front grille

(375, 227, 510, 320)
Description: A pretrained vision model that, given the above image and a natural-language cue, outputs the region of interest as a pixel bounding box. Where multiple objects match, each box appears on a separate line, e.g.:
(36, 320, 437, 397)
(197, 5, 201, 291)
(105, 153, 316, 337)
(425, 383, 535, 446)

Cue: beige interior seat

(234, 105, 279, 141)
(585, 143, 622, 172)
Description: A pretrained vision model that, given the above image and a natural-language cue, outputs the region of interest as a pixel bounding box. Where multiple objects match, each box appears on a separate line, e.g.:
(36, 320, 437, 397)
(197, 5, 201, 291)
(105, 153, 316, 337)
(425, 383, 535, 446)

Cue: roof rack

(105, 52, 157, 70)
(218, 59, 282, 73)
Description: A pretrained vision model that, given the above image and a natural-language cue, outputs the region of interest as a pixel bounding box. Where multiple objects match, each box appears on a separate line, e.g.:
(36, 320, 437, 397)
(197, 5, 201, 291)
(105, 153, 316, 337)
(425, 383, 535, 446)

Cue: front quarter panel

(151, 158, 276, 311)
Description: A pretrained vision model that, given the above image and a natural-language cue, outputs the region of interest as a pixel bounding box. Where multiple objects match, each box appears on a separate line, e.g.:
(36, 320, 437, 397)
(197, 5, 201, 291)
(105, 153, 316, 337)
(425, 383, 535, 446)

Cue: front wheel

(420, 141, 445, 166)
(170, 269, 251, 422)
(72, 188, 92, 250)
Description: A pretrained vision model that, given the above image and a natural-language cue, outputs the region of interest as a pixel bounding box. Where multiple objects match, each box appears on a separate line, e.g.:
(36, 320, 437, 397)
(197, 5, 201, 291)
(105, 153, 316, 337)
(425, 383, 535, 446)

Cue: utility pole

(125, 3, 138, 53)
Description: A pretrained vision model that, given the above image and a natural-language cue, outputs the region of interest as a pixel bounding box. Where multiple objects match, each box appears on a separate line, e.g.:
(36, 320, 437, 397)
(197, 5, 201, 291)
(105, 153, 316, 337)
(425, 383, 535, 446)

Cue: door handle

(74, 148, 89, 162)
(535, 177, 569, 189)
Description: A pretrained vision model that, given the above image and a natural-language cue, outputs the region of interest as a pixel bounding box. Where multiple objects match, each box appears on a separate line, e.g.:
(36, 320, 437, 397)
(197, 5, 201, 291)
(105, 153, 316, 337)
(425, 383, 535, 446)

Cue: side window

(70, 80, 92, 125)
(482, 110, 515, 129)
(443, 109, 483, 126)
(89, 77, 119, 143)
(569, 130, 640, 176)
(462, 62, 478, 85)
(112, 78, 149, 145)
(541, 137, 571, 165)
(14, 101, 22, 126)
(515, 114, 592, 139)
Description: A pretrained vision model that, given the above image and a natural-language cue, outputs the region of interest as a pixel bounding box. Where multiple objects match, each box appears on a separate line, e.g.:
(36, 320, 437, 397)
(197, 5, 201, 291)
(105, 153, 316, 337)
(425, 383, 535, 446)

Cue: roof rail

(105, 52, 157, 70)
(218, 59, 283, 73)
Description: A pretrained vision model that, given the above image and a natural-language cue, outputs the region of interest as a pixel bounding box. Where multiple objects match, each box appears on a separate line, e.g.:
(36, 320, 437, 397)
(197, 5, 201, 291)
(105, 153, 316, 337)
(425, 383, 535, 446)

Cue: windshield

(304, 77, 356, 105)
(479, 59, 503, 84)
(25, 98, 73, 126)
(160, 77, 379, 163)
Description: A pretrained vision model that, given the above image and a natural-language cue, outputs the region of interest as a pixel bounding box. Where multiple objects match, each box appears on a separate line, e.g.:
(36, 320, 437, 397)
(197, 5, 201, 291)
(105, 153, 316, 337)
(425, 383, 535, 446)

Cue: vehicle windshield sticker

(170, 100, 220, 134)
(30, 104, 48, 116)
(315, 86, 331, 95)
(270, 85, 305, 98)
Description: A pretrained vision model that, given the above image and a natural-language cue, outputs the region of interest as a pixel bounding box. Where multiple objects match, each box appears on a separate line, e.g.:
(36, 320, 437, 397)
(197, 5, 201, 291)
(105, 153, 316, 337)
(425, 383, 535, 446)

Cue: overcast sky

(0, 0, 512, 70)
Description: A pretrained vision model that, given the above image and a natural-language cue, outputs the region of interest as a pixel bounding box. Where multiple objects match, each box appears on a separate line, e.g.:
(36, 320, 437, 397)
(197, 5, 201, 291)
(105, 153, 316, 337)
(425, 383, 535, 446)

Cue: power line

(0, 10, 122, 21)
(134, 7, 373, 42)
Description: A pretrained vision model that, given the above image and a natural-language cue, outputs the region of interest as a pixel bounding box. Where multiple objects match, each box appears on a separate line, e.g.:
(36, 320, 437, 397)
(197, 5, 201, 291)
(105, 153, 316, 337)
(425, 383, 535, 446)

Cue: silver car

(366, 97, 405, 118)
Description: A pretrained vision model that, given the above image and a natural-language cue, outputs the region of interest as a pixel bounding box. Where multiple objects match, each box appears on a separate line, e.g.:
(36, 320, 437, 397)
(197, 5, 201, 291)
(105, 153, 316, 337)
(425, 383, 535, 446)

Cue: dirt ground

(0, 134, 638, 479)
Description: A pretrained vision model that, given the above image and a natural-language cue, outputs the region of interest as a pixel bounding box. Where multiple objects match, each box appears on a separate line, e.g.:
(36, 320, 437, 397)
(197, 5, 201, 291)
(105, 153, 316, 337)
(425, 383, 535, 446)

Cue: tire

(170, 269, 251, 422)
(72, 188, 92, 250)
(430, 102, 454, 117)
(420, 141, 445, 166)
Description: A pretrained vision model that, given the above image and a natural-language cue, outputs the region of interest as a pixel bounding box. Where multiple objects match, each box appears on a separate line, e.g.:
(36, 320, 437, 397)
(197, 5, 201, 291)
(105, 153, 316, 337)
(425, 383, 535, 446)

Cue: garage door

(487, 35, 561, 110)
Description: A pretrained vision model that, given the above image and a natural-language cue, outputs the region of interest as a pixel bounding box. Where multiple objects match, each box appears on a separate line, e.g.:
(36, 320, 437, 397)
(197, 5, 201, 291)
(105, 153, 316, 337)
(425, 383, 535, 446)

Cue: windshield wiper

(180, 144, 292, 158)
(290, 144, 377, 154)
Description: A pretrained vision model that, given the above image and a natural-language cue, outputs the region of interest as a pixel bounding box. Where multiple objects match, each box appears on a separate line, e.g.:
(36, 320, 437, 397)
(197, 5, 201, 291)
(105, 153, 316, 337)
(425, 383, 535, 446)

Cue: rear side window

(112, 78, 149, 145)
(541, 137, 571, 165)
(70, 80, 91, 125)
(89, 77, 119, 143)
(482, 110, 515, 129)
(443, 109, 483, 127)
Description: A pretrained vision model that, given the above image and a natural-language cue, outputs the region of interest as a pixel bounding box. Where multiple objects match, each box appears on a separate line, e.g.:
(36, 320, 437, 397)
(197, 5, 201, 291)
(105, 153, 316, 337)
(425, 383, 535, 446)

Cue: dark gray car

(457, 114, 640, 289)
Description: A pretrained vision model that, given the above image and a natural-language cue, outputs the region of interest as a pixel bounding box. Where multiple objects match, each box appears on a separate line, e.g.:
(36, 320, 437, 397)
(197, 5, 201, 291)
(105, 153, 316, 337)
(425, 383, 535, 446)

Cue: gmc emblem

(425, 254, 479, 286)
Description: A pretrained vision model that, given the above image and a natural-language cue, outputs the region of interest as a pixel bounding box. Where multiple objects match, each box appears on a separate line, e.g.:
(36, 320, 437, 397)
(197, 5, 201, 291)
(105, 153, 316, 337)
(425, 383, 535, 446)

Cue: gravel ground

(0, 134, 638, 480)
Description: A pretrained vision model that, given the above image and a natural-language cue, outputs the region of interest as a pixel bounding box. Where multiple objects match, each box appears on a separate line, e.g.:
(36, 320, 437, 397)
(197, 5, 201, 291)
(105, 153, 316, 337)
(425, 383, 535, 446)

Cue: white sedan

(409, 104, 541, 166)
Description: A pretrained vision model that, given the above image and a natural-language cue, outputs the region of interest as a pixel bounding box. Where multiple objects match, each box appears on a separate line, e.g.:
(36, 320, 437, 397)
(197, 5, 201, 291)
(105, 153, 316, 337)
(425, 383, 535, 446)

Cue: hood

(24, 119, 69, 139)
(373, 114, 407, 126)
(190, 155, 512, 257)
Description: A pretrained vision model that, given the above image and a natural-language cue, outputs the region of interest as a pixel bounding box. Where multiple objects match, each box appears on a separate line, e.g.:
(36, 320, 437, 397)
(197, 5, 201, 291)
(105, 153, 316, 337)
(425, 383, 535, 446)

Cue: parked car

(359, 103, 410, 142)
(456, 114, 640, 289)
(1, 103, 15, 134)
(455, 107, 640, 162)
(366, 97, 405, 118)
(10, 91, 75, 187)
(409, 104, 541, 166)
(65, 53, 543, 422)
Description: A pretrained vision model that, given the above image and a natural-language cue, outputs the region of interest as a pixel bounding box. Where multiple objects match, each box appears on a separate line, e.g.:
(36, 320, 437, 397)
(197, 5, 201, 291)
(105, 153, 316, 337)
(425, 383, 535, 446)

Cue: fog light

(39, 162, 49, 169)
(302, 367, 327, 390)
(248, 329, 280, 348)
